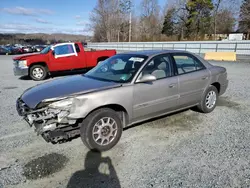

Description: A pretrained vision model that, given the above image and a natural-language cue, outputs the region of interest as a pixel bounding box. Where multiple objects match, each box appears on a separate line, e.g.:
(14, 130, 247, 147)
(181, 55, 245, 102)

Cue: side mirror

(51, 50, 55, 56)
(136, 74, 156, 83)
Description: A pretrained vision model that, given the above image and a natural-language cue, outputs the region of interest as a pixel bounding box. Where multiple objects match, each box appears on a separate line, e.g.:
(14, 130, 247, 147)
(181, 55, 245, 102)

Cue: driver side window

(53, 44, 76, 58)
(139, 55, 172, 80)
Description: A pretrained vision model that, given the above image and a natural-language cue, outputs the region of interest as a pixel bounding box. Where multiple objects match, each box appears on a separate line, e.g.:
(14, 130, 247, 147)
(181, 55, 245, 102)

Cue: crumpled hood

(13, 53, 44, 60)
(21, 75, 121, 109)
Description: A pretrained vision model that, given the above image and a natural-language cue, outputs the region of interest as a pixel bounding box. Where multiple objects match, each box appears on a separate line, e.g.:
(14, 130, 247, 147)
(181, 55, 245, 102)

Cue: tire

(197, 85, 218, 113)
(29, 65, 48, 81)
(80, 108, 123, 152)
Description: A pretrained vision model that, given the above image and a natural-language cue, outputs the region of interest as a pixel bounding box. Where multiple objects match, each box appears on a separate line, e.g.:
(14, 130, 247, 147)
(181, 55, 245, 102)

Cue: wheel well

(97, 56, 109, 63)
(29, 62, 48, 69)
(29, 62, 49, 73)
(211, 82, 221, 94)
(88, 104, 129, 127)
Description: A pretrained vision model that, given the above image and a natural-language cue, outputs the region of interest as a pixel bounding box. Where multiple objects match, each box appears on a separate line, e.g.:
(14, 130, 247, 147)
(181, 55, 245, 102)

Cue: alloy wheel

(92, 117, 118, 146)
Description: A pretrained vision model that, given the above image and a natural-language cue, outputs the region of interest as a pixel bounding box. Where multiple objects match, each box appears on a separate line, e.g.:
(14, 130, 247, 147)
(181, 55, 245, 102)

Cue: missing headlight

(48, 98, 74, 109)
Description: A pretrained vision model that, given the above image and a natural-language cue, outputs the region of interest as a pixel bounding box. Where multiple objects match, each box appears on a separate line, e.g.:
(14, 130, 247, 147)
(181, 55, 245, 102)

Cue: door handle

(202, 77, 208, 80)
(169, 84, 176, 88)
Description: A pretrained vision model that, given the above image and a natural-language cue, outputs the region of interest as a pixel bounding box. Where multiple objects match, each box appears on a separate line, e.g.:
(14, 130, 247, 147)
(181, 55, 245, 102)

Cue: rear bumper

(219, 80, 229, 96)
(13, 66, 29, 76)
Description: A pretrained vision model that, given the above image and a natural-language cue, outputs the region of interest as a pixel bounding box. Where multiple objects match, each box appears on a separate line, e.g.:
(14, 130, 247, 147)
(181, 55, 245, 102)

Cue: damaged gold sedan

(16, 50, 228, 151)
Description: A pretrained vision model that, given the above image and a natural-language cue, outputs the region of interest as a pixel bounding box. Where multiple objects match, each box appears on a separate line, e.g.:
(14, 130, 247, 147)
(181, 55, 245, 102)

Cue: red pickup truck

(13, 42, 116, 81)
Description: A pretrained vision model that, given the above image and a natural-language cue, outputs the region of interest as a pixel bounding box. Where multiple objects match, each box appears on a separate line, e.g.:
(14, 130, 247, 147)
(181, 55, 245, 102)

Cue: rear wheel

(29, 65, 48, 81)
(197, 85, 218, 113)
(80, 108, 123, 151)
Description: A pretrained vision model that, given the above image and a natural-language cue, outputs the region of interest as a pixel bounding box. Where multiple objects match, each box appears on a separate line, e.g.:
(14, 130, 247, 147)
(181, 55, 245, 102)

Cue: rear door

(171, 53, 210, 107)
(49, 43, 77, 71)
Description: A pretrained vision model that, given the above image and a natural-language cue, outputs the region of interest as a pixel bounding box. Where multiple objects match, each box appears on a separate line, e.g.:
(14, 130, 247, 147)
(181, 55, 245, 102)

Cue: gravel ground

(0, 55, 250, 188)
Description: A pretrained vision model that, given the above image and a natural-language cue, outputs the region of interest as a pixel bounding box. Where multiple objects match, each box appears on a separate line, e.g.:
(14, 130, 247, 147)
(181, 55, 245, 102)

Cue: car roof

(120, 50, 189, 57)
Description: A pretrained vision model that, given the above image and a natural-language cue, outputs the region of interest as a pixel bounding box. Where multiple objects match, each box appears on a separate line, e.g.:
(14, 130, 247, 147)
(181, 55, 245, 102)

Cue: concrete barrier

(204, 52, 236, 61)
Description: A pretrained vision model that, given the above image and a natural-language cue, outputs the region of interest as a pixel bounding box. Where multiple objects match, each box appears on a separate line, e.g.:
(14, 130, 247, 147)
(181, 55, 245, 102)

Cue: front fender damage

(68, 97, 90, 119)
(26, 108, 74, 134)
(17, 83, 123, 144)
(22, 96, 90, 144)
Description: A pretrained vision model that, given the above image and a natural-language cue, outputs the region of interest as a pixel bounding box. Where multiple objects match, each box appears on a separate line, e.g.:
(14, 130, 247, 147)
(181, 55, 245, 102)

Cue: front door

(171, 53, 210, 107)
(50, 43, 78, 71)
(133, 54, 179, 121)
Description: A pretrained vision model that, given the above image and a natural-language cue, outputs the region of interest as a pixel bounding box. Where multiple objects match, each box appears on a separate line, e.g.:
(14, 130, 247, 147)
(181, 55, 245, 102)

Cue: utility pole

(118, 28, 120, 42)
(129, 11, 132, 42)
(118, 0, 120, 42)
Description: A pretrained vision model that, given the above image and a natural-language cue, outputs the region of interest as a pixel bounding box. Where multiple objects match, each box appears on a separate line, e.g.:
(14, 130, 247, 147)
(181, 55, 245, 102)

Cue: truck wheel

(197, 85, 218, 113)
(30, 65, 48, 81)
(80, 108, 123, 151)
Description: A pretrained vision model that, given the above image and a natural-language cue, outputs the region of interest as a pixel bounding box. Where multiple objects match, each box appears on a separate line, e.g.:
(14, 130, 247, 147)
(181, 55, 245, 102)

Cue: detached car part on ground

(16, 50, 228, 151)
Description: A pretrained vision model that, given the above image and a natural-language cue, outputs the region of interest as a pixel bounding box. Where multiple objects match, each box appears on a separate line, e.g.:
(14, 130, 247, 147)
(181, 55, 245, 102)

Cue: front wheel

(29, 65, 48, 81)
(80, 108, 123, 151)
(197, 85, 218, 113)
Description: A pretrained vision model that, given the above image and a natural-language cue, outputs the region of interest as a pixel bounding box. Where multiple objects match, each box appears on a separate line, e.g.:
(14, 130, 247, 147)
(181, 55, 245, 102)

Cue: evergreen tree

(238, 0, 250, 32)
(185, 0, 214, 39)
(162, 8, 176, 36)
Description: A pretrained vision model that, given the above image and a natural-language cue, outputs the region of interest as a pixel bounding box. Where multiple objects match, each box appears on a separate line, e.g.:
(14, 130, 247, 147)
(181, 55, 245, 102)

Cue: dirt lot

(0, 55, 250, 188)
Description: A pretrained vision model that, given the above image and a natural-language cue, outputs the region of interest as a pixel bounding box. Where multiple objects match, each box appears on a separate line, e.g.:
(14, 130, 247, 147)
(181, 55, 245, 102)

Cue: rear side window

(74, 44, 80, 53)
(54, 44, 74, 55)
(172, 54, 204, 75)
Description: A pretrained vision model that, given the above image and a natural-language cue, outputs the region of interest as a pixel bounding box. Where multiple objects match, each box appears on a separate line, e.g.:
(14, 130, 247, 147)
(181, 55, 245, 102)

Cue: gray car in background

(16, 50, 228, 151)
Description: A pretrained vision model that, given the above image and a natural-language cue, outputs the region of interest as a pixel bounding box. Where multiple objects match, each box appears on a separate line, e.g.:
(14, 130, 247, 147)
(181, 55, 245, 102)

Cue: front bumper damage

(16, 98, 80, 144)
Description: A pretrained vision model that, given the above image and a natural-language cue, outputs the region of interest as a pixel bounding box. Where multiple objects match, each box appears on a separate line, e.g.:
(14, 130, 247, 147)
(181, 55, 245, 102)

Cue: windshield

(40, 46, 51, 54)
(85, 54, 148, 83)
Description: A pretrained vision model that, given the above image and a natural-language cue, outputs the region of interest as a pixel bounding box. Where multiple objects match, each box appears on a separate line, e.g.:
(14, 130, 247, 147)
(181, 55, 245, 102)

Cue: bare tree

(90, 0, 134, 42)
(212, 0, 238, 39)
(118, 0, 133, 42)
(90, 0, 120, 42)
(139, 0, 161, 41)
(212, 0, 222, 39)
(238, 0, 250, 33)
(90, 0, 241, 42)
(216, 8, 235, 34)
(90, 0, 108, 42)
